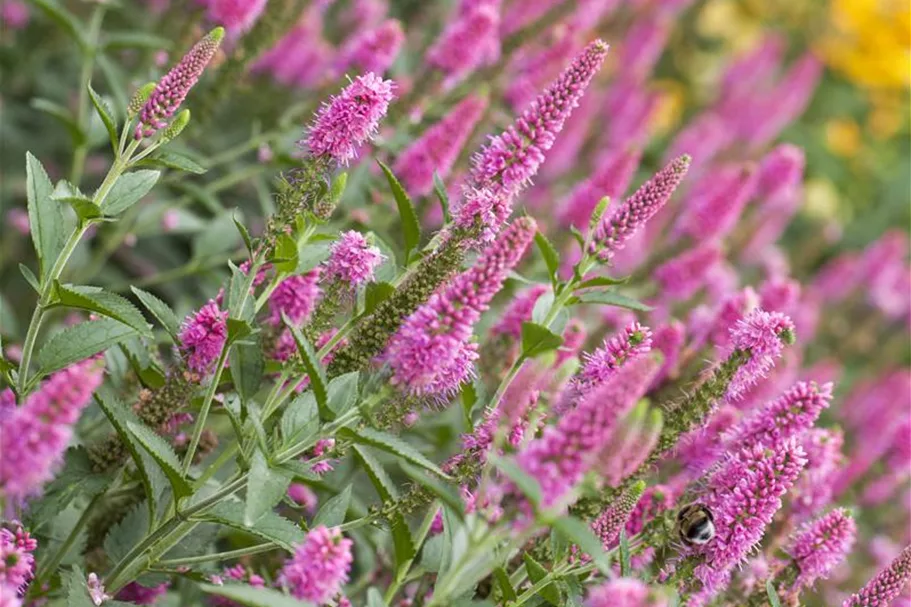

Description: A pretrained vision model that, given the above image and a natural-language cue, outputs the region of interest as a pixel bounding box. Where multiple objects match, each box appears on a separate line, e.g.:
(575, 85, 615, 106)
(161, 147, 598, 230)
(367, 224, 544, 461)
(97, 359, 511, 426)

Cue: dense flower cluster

(278, 526, 353, 604)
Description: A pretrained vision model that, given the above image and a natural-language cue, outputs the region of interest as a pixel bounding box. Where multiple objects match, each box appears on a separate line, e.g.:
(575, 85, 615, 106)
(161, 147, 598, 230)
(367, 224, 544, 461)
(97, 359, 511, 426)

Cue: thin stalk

(157, 542, 276, 568)
(69, 5, 107, 184)
(33, 490, 106, 586)
(181, 346, 229, 473)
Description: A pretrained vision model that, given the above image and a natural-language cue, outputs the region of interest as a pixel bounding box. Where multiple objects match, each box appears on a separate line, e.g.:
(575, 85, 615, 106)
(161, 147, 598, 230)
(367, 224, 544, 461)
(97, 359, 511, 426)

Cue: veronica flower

(206, 0, 267, 35)
(755, 144, 805, 204)
(504, 25, 580, 111)
(616, 14, 671, 81)
(598, 404, 663, 487)
(393, 95, 488, 197)
(650, 320, 685, 387)
(268, 270, 322, 326)
(785, 508, 856, 595)
(585, 577, 669, 607)
(115, 582, 169, 605)
(0, 527, 36, 597)
(653, 242, 723, 301)
(723, 381, 832, 451)
(0, 357, 105, 504)
(279, 526, 353, 604)
(490, 284, 548, 340)
(741, 53, 822, 147)
(427, 3, 500, 87)
(325, 231, 384, 287)
(385, 218, 536, 399)
(179, 300, 228, 373)
(335, 19, 404, 76)
(210, 564, 266, 607)
(843, 545, 911, 607)
(674, 165, 758, 241)
(589, 155, 690, 262)
(558, 147, 642, 230)
(691, 438, 807, 596)
(469, 40, 609, 203)
(759, 276, 801, 315)
(664, 113, 729, 174)
(591, 481, 646, 551)
(304, 73, 395, 166)
(724, 309, 796, 401)
(134, 28, 224, 139)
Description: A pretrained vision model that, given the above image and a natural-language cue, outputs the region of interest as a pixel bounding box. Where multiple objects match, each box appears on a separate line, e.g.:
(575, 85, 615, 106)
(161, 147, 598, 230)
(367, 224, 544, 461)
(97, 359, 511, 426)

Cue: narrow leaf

(534, 231, 560, 287)
(339, 427, 447, 478)
(233, 212, 254, 255)
(377, 160, 421, 261)
(37, 319, 136, 376)
(552, 516, 612, 575)
(53, 283, 152, 336)
(19, 263, 40, 293)
(199, 584, 315, 607)
(126, 420, 192, 498)
(523, 554, 561, 606)
(26, 152, 66, 279)
(433, 171, 451, 223)
(766, 580, 782, 607)
(87, 83, 118, 152)
(352, 446, 415, 564)
(204, 500, 305, 550)
(230, 335, 264, 403)
(493, 567, 517, 602)
(312, 485, 352, 528)
(284, 323, 330, 420)
(280, 392, 319, 448)
(490, 455, 541, 508)
(520, 321, 564, 358)
(398, 462, 464, 518)
(100, 170, 160, 215)
(573, 291, 653, 312)
(131, 287, 181, 342)
(245, 450, 292, 525)
(619, 529, 631, 576)
(138, 149, 207, 174)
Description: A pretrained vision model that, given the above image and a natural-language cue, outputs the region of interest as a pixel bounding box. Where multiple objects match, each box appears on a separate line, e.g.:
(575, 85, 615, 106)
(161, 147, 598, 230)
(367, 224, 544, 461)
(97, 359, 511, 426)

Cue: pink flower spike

(664, 113, 730, 174)
(179, 300, 228, 374)
(843, 545, 911, 607)
(115, 582, 169, 605)
(0, 527, 36, 595)
(279, 526, 353, 604)
(206, 0, 267, 35)
(653, 241, 723, 301)
(558, 147, 642, 230)
(0, 357, 105, 503)
(393, 94, 488, 197)
(725, 309, 796, 401)
(617, 14, 671, 81)
(470, 40, 609, 201)
(589, 155, 690, 262)
(724, 381, 833, 450)
(326, 231, 384, 286)
(427, 4, 500, 87)
(755, 144, 805, 204)
(268, 270, 322, 326)
(1, 0, 30, 30)
(335, 19, 404, 77)
(585, 577, 669, 607)
(134, 28, 224, 139)
(676, 164, 758, 241)
(304, 73, 396, 166)
(785, 508, 856, 594)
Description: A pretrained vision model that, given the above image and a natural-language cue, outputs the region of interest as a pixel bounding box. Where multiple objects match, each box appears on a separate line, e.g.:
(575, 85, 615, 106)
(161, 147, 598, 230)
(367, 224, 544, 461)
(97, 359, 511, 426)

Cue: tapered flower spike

(393, 94, 488, 197)
(725, 309, 796, 401)
(279, 526, 353, 604)
(268, 270, 322, 326)
(675, 164, 758, 241)
(427, 3, 500, 87)
(303, 72, 395, 166)
(325, 231, 384, 287)
(210, 565, 266, 607)
(207, 0, 267, 35)
(843, 545, 911, 607)
(0, 357, 104, 504)
(793, 427, 844, 518)
(335, 19, 404, 76)
(179, 300, 228, 374)
(384, 218, 537, 400)
(691, 438, 807, 596)
(723, 381, 833, 449)
(585, 576, 669, 607)
(470, 40, 609, 201)
(0, 527, 36, 596)
(756, 144, 805, 203)
(785, 508, 856, 595)
(653, 241, 723, 301)
(134, 28, 224, 139)
(515, 356, 659, 511)
(591, 480, 646, 551)
(558, 147, 642, 230)
(589, 155, 690, 262)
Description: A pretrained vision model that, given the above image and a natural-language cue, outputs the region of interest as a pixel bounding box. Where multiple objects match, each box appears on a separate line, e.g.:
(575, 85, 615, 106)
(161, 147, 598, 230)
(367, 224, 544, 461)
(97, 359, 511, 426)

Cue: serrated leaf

(491, 455, 541, 508)
(284, 323, 330, 420)
(398, 462, 464, 518)
(138, 149, 207, 174)
(364, 281, 395, 314)
(534, 231, 560, 287)
(552, 516, 611, 575)
(440, 506, 468, 579)
(573, 291, 653, 312)
(26, 152, 67, 280)
(766, 580, 782, 607)
(340, 428, 447, 478)
(312, 485, 352, 528)
(131, 287, 181, 342)
(37, 318, 136, 376)
(280, 392, 319, 448)
(520, 322, 564, 358)
(64, 565, 111, 607)
(377, 160, 421, 262)
(523, 553, 560, 606)
(104, 502, 149, 564)
(53, 283, 152, 336)
(198, 584, 314, 607)
(352, 446, 415, 565)
(204, 500, 305, 550)
(100, 170, 160, 215)
(531, 290, 554, 324)
(433, 171, 451, 223)
(230, 334, 263, 403)
(88, 83, 118, 152)
(327, 371, 359, 417)
(19, 263, 40, 293)
(493, 567, 517, 602)
(233, 212, 254, 255)
(297, 242, 331, 274)
(126, 420, 192, 498)
(245, 449, 292, 525)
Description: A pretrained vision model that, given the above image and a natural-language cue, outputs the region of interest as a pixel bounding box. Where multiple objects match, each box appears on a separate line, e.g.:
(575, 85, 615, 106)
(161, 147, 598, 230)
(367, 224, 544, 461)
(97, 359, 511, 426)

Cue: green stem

(157, 542, 276, 568)
(181, 345, 230, 474)
(33, 490, 106, 586)
(69, 5, 107, 185)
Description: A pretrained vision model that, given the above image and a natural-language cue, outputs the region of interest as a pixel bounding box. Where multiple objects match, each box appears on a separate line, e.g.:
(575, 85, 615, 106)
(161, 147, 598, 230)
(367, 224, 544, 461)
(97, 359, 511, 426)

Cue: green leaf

(398, 462, 464, 518)
(127, 420, 193, 498)
(297, 242, 331, 274)
(493, 567, 517, 602)
(433, 171, 451, 223)
(87, 83, 118, 152)
(137, 149, 208, 174)
(26, 152, 67, 280)
(523, 554, 560, 606)
(245, 449, 292, 525)
(377, 160, 421, 262)
(619, 529, 631, 576)
(573, 291, 653, 312)
(31, 0, 86, 48)
(352, 446, 415, 564)
(766, 580, 782, 607)
(131, 287, 181, 342)
(312, 485, 352, 528)
(269, 233, 298, 272)
(193, 213, 240, 260)
(366, 588, 387, 607)
(51, 180, 102, 223)
(204, 500, 305, 551)
(284, 323, 330, 420)
(280, 392, 319, 448)
(104, 502, 150, 564)
(53, 283, 152, 336)
(19, 263, 40, 293)
(576, 275, 628, 289)
(31, 98, 85, 144)
(364, 281, 395, 314)
(101, 170, 160, 216)
(534, 231, 560, 287)
(199, 584, 315, 607)
(64, 565, 126, 607)
(328, 372, 359, 417)
(520, 322, 564, 358)
(103, 31, 174, 51)
(37, 318, 136, 375)
(552, 516, 611, 575)
(490, 455, 541, 508)
(230, 334, 264, 403)
(339, 427, 447, 478)
(233, 212, 255, 255)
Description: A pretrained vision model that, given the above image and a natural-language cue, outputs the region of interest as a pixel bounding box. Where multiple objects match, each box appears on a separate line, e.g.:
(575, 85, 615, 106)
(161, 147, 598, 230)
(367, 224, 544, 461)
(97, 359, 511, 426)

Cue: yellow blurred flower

(649, 80, 686, 135)
(803, 178, 842, 221)
(825, 118, 862, 157)
(819, 0, 911, 89)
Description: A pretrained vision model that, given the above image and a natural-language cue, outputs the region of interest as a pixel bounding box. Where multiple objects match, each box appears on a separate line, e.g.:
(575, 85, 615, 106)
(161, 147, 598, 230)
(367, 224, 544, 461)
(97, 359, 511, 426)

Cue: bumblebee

(676, 503, 715, 547)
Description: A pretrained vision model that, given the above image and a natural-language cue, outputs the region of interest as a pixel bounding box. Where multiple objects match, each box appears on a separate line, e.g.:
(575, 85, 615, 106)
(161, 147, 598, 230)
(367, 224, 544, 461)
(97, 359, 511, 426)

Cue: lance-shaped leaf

(244, 449, 292, 525)
(312, 485, 352, 529)
(204, 500, 304, 551)
(377, 160, 421, 263)
(131, 286, 181, 341)
(284, 321, 330, 420)
(352, 446, 415, 565)
(37, 318, 136, 376)
(199, 585, 315, 607)
(53, 283, 152, 336)
(337, 427, 447, 478)
(126, 420, 192, 498)
(26, 152, 66, 280)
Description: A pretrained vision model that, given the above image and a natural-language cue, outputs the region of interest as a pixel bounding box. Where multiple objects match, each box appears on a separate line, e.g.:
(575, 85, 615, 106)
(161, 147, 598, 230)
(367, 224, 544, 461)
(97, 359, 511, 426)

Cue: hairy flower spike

(470, 40, 609, 203)
(724, 381, 833, 449)
(0, 357, 104, 503)
(427, 4, 500, 87)
(393, 95, 488, 197)
(384, 218, 536, 399)
(279, 526, 353, 604)
(207, 0, 267, 34)
(726, 309, 796, 401)
(179, 300, 228, 374)
(335, 19, 404, 76)
(0, 527, 36, 596)
(591, 480, 646, 551)
(268, 270, 322, 326)
(585, 577, 669, 607)
(559, 147, 643, 230)
(134, 28, 224, 139)
(326, 231, 383, 287)
(304, 73, 395, 166)
(843, 545, 911, 607)
(653, 241, 723, 301)
(785, 508, 856, 595)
